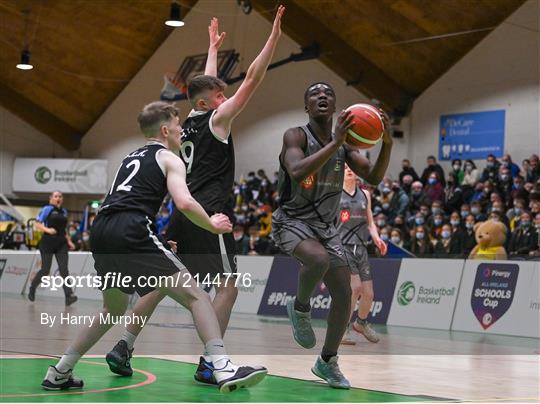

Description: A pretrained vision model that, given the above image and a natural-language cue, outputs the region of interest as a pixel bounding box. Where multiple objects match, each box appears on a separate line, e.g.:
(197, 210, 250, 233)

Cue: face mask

(490, 217, 500, 222)
(383, 187, 391, 194)
(391, 236, 401, 244)
(491, 207, 501, 213)
(535, 223, 540, 230)
(453, 164, 460, 171)
(377, 220, 386, 227)
(471, 207, 480, 215)
(416, 232, 425, 240)
(465, 222, 474, 229)
(487, 161, 494, 168)
(512, 207, 521, 216)
(500, 175, 509, 181)
(380, 234, 389, 241)
(461, 210, 469, 218)
(234, 232, 243, 241)
(432, 207, 441, 215)
(442, 230, 451, 239)
(428, 178, 437, 185)
(483, 188, 491, 194)
(465, 165, 473, 172)
(415, 217, 424, 225)
(382, 203, 390, 210)
(374, 206, 382, 214)
(69, 230, 77, 237)
(434, 219, 442, 226)
(521, 220, 530, 227)
(502, 161, 509, 167)
(82, 236, 90, 242)
(450, 219, 460, 226)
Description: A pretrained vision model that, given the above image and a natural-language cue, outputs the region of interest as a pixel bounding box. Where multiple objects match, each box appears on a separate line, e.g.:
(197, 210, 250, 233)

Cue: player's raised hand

(271, 5, 285, 37)
(208, 17, 226, 49)
(334, 109, 354, 146)
(210, 213, 232, 234)
(378, 108, 393, 145)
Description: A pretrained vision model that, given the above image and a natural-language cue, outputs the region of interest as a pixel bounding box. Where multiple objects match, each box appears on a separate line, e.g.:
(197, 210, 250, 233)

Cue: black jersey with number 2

(180, 109, 235, 217)
(99, 142, 168, 218)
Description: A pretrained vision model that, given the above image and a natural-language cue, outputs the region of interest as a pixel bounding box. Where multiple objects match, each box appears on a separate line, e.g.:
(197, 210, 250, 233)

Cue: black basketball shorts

(166, 209, 238, 278)
(91, 211, 186, 296)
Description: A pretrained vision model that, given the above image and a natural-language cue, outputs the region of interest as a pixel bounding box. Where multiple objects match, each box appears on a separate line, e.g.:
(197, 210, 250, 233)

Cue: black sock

(321, 347, 337, 363)
(294, 298, 311, 313)
(356, 317, 367, 325)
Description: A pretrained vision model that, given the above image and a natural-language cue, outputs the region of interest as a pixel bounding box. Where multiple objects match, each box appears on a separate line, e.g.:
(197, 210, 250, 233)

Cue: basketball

(344, 104, 384, 149)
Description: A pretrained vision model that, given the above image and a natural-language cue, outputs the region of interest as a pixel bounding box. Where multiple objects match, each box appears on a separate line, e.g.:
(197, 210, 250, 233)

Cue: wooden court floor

(1, 293, 539, 402)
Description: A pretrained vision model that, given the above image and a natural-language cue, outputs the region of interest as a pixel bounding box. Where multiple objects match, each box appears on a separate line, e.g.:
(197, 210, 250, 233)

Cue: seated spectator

(497, 167, 513, 203)
(375, 213, 388, 231)
(501, 154, 520, 178)
(490, 200, 510, 229)
(507, 199, 526, 231)
(530, 212, 540, 258)
(379, 227, 390, 243)
(528, 154, 540, 182)
(409, 225, 433, 257)
(471, 201, 487, 222)
(80, 231, 91, 251)
(508, 211, 538, 258)
(390, 228, 405, 249)
(521, 159, 531, 181)
(408, 181, 431, 213)
(449, 211, 462, 231)
(401, 174, 414, 194)
(428, 212, 445, 240)
(388, 181, 409, 220)
(233, 225, 249, 255)
(530, 200, 540, 216)
(425, 172, 444, 203)
(247, 226, 270, 255)
(460, 203, 471, 220)
(421, 155, 446, 187)
(481, 154, 501, 182)
(451, 159, 464, 184)
(462, 214, 477, 257)
(433, 224, 457, 258)
(511, 175, 528, 202)
(462, 160, 480, 187)
(444, 173, 463, 213)
(257, 205, 272, 238)
(399, 159, 419, 183)
(68, 224, 82, 251)
(470, 182, 485, 204)
(478, 180, 496, 209)
(393, 215, 409, 243)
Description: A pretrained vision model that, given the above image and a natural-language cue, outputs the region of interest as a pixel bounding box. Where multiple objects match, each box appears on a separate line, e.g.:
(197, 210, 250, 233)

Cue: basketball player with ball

(272, 82, 392, 388)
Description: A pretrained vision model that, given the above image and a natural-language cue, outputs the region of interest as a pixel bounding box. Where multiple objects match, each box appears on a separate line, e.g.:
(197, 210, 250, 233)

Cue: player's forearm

(365, 141, 392, 185)
(244, 33, 279, 86)
(204, 46, 218, 77)
(288, 141, 341, 182)
(368, 224, 379, 241)
(176, 197, 215, 233)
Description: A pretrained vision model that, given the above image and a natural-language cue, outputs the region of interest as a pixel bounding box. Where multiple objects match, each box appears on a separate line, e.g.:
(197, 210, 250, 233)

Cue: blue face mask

(374, 206, 382, 214)
(450, 219, 460, 226)
(415, 217, 424, 225)
(416, 232, 425, 240)
(514, 208, 522, 215)
(521, 220, 530, 227)
(487, 161, 494, 168)
(380, 234, 389, 241)
(382, 203, 390, 210)
(391, 236, 401, 244)
(461, 210, 469, 218)
(382, 187, 391, 194)
(377, 220, 386, 227)
(434, 219, 442, 226)
(442, 230, 451, 239)
(471, 207, 480, 215)
(428, 178, 437, 185)
(432, 207, 441, 215)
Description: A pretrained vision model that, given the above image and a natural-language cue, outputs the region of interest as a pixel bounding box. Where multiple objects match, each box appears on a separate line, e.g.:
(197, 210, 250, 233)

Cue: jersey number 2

(109, 159, 140, 194)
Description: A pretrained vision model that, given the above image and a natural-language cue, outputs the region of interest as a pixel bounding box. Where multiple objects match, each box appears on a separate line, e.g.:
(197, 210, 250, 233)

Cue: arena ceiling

(0, 0, 526, 151)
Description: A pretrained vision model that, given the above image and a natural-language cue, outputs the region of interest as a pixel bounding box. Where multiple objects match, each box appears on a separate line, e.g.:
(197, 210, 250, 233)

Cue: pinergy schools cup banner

(470, 263, 519, 330)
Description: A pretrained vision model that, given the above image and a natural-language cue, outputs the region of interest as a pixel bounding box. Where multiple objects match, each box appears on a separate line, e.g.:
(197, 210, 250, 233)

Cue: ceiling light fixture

(165, 1, 184, 27)
(16, 48, 33, 70)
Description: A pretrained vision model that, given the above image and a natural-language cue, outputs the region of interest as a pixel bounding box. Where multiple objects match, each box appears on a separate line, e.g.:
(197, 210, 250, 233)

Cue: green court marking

(0, 358, 440, 402)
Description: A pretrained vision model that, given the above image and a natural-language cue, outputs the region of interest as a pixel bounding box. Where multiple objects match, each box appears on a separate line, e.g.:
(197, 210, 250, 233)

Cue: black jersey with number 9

(99, 143, 168, 218)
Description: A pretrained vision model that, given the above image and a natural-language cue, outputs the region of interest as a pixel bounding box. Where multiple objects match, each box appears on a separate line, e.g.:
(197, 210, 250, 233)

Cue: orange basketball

(344, 104, 384, 149)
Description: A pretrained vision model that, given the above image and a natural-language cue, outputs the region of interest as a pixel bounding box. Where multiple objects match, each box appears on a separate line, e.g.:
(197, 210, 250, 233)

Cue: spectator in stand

(247, 226, 269, 256)
(424, 172, 444, 203)
(508, 211, 537, 258)
(508, 199, 526, 231)
(481, 154, 501, 182)
(80, 231, 91, 251)
(419, 204, 431, 220)
(421, 155, 446, 187)
(401, 174, 414, 194)
(471, 201, 487, 222)
(511, 175, 528, 202)
(528, 154, 540, 182)
(410, 225, 433, 257)
(379, 227, 390, 243)
(257, 205, 272, 238)
(68, 224, 82, 251)
(460, 203, 471, 220)
(408, 181, 431, 214)
(233, 225, 249, 255)
(388, 181, 409, 221)
(462, 160, 480, 186)
(530, 200, 540, 216)
(428, 212, 445, 240)
(497, 166, 513, 203)
(470, 182, 485, 204)
(444, 173, 463, 213)
(501, 154, 520, 179)
(390, 228, 405, 249)
(399, 159, 419, 183)
(375, 213, 388, 232)
(530, 212, 540, 258)
(449, 211, 462, 232)
(521, 159, 531, 181)
(433, 224, 457, 258)
(450, 159, 464, 185)
(463, 214, 477, 257)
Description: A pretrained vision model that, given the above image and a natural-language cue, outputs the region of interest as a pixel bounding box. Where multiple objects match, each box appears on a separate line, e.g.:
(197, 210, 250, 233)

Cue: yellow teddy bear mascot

(468, 220, 508, 260)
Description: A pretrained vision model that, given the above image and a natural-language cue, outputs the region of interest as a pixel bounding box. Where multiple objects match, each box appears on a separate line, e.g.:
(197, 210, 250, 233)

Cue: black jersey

(99, 142, 168, 218)
(180, 109, 235, 217)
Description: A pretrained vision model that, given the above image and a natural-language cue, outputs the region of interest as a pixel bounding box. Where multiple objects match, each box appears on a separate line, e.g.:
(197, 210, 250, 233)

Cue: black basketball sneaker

(106, 340, 133, 376)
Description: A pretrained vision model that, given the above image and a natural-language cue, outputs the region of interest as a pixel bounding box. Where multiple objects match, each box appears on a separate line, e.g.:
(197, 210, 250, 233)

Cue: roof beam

(252, 0, 416, 116)
(0, 83, 82, 151)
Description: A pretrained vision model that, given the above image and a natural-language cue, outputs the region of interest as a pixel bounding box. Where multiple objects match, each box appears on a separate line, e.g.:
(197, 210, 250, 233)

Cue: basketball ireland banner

(13, 158, 108, 194)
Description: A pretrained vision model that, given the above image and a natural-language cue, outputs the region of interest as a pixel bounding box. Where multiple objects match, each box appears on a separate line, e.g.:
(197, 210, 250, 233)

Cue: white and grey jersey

(276, 125, 346, 226)
(337, 187, 370, 245)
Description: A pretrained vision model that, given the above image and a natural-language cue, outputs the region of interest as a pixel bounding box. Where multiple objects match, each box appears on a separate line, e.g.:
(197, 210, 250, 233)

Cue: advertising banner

(0, 251, 37, 294)
(439, 110, 505, 161)
(452, 260, 539, 338)
(387, 259, 464, 330)
(367, 258, 401, 324)
(234, 256, 273, 314)
(13, 158, 108, 194)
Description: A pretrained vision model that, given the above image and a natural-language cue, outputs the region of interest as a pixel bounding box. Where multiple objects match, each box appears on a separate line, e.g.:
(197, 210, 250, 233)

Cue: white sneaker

(41, 366, 84, 390)
(213, 360, 268, 393)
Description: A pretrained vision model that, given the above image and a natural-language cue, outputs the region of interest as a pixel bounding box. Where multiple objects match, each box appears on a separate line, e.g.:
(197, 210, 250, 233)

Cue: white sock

(56, 348, 81, 373)
(205, 339, 229, 369)
(121, 330, 137, 350)
(203, 350, 212, 364)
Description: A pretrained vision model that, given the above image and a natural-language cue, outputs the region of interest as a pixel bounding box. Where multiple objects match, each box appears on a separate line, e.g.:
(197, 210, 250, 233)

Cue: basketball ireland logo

(34, 166, 52, 184)
(397, 281, 416, 306)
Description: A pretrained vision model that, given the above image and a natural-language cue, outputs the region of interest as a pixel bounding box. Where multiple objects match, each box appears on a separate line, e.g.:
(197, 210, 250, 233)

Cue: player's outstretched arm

(211, 5, 285, 139)
(161, 151, 232, 234)
(363, 189, 387, 256)
(204, 17, 226, 77)
(345, 111, 393, 185)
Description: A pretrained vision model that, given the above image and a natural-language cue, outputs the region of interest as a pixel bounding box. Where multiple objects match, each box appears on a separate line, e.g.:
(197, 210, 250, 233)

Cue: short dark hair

(427, 155, 436, 161)
(187, 75, 227, 107)
(304, 82, 334, 103)
(137, 101, 179, 138)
